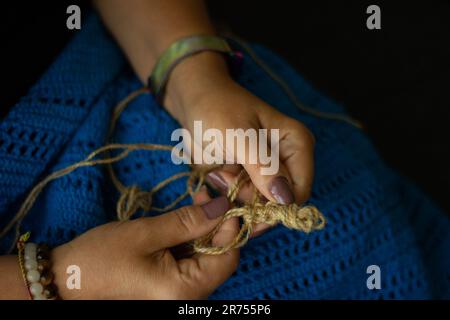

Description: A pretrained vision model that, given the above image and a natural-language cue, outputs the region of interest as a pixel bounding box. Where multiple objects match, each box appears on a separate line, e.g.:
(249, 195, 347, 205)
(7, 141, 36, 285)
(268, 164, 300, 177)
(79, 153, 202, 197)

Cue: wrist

(163, 51, 234, 126)
(0, 255, 30, 299)
(51, 244, 80, 300)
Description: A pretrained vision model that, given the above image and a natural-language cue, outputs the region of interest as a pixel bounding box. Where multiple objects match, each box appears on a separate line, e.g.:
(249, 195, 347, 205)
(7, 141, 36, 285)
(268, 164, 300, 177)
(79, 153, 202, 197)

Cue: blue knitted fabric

(1, 14, 449, 299)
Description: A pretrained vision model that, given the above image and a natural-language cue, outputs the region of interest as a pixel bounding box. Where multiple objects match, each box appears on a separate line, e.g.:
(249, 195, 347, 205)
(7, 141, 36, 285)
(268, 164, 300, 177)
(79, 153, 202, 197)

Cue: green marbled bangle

(148, 35, 237, 101)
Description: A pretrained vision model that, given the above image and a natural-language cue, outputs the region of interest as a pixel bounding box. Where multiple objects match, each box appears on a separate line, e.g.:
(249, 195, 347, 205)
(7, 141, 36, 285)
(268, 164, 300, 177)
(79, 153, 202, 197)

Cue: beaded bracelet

(148, 35, 243, 101)
(17, 233, 58, 300)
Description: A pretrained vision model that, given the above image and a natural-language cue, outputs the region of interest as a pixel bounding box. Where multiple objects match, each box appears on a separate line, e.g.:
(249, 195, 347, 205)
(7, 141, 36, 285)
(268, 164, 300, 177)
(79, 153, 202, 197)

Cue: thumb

(144, 196, 230, 251)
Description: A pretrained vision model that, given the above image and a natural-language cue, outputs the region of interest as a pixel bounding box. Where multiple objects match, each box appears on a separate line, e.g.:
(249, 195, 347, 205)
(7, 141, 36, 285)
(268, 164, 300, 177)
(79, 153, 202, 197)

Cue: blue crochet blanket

(0, 14, 449, 299)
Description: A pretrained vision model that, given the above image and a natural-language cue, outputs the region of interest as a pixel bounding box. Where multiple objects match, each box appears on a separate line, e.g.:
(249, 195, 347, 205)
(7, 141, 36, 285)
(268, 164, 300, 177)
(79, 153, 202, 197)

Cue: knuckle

(174, 206, 200, 236)
(288, 119, 315, 148)
(188, 260, 205, 283)
(178, 268, 207, 299)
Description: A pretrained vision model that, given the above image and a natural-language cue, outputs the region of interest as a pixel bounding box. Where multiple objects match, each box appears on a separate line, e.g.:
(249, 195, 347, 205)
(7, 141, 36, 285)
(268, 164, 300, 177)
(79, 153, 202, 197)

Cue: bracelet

(148, 35, 242, 101)
(17, 233, 58, 300)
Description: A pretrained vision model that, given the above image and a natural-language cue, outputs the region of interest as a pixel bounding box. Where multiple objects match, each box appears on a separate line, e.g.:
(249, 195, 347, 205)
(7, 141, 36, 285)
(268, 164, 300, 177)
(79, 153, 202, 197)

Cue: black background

(2, 1, 449, 213)
(207, 0, 450, 213)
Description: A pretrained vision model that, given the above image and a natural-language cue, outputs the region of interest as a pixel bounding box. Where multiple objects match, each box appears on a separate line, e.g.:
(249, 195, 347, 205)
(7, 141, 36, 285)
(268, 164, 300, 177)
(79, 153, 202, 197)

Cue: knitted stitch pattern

(0, 14, 449, 299)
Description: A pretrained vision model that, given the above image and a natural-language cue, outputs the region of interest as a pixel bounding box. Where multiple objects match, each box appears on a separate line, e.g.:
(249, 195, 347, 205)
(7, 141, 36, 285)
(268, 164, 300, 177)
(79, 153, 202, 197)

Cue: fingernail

(206, 171, 228, 192)
(201, 196, 230, 219)
(269, 176, 294, 205)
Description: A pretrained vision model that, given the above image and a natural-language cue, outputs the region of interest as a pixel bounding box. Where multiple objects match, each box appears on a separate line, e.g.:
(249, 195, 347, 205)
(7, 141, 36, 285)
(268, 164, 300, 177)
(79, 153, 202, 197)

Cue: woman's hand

(51, 193, 239, 299)
(165, 52, 315, 236)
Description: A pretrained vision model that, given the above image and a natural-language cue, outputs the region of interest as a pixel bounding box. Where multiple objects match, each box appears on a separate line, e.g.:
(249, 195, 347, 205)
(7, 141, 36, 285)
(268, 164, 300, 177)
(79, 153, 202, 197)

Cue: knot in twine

(192, 172, 325, 255)
(193, 202, 326, 255)
(240, 202, 325, 230)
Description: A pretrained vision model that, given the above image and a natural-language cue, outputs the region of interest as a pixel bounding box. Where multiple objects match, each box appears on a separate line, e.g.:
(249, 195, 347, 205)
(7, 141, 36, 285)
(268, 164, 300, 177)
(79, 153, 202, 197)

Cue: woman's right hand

(51, 192, 239, 299)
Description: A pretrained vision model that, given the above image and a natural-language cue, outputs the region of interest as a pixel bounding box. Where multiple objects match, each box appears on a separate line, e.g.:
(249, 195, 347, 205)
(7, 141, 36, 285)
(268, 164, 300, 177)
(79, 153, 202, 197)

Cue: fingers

(206, 167, 273, 238)
(177, 216, 240, 297)
(255, 109, 315, 205)
(239, 146, 295, 206)
(243, 111, 313, 205)
(220, 123, 296, 205)
(160, 187, 239, 298)
(134, 196, 230, 251)
(278, 119, 315, 204)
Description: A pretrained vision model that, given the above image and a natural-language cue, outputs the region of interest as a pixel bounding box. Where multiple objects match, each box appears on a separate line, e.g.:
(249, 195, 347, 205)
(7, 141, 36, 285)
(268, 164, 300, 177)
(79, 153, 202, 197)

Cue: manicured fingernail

(206, 171, 228, 192)
(201, 196, 230, 219)
(269, 176, 294, 205)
